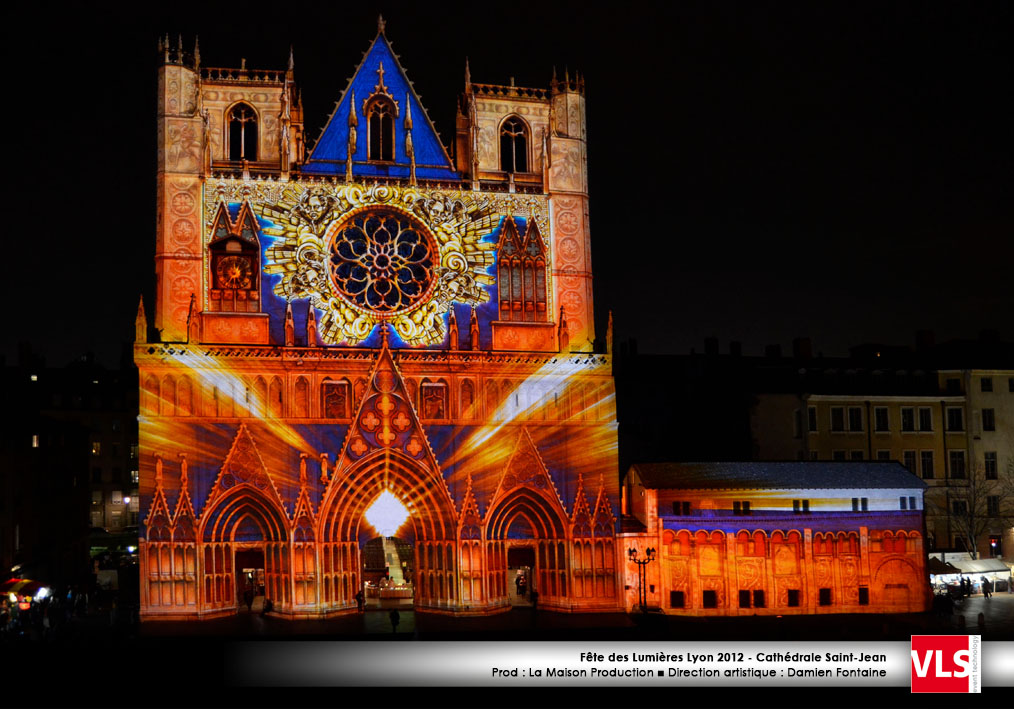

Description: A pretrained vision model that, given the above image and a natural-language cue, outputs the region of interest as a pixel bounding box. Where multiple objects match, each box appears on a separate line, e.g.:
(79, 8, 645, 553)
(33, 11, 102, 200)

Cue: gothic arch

(198, 483, 291, 612)
(316, 449, 458, 611)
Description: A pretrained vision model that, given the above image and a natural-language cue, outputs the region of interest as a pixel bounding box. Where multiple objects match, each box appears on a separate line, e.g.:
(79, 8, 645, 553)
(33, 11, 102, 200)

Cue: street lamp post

(628, 546, 656, 612)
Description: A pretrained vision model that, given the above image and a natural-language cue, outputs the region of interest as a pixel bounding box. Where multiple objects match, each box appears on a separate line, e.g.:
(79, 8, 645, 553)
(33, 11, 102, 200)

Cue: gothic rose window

(227, 103, 258, 161)
(499, 115, 529, 173)
(327, 207, 435, 314)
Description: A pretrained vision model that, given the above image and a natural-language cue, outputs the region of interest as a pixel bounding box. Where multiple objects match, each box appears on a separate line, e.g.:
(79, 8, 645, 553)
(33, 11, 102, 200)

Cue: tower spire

(377, 14, 386, 35)
(284, 301, 295, 346)
(288, 45, 295, 72)
(179, 453, 189, 491)
(306, 303, 318, 347)
(470, 305, 480, 351)
(464, 57, 471, 90)
(194, 36, 200, 70)
(135, 295, 147, 344)
(447, 307, 458, 350)
(405, 92, 416, 186)
(558, 307, 570, 353)
(346, 89, 357, 182)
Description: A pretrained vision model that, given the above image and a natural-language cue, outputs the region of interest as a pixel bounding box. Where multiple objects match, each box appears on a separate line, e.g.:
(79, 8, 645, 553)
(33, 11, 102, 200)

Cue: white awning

(949, 559, 1011, 574)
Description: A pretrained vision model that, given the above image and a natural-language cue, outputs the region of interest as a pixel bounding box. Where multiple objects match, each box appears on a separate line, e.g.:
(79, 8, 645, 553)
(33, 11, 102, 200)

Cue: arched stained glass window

(367, 98, 395, 161)
(497, 217, 547, 322)
(499, 116, 529, 173)
(227, 103, 258, 161)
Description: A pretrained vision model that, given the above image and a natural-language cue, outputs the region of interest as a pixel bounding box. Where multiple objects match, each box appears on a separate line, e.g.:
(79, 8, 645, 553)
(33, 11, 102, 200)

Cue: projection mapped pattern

(256, 182, 511, 346)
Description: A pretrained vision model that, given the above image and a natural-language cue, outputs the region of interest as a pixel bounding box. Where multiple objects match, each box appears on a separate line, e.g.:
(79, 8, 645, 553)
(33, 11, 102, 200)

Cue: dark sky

(8, 1, 1012, 367)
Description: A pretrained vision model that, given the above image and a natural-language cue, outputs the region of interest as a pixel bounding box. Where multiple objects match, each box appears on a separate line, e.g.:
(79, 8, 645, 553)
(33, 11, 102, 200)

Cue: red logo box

(910, 635, 981, 693)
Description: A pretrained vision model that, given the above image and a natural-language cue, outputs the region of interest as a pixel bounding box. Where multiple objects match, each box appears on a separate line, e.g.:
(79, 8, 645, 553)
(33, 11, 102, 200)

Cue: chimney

(729, 341, 742, 357)
(916, 330, 935, 351)
(764, 344, 782, 359)
(704, 336, 719, 356)
(792, 337, 813, 360)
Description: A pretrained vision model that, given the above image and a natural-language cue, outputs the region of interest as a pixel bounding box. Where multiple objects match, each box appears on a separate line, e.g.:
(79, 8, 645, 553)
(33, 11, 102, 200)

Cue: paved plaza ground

(5, 592, 1010, 708)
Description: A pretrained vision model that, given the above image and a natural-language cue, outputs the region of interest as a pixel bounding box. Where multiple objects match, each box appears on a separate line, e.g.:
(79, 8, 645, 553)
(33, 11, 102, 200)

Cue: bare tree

(936, 456, 1014, 559)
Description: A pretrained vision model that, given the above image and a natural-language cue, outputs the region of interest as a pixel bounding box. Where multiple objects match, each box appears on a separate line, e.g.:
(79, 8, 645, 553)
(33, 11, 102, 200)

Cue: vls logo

(910, 635, 981, 693)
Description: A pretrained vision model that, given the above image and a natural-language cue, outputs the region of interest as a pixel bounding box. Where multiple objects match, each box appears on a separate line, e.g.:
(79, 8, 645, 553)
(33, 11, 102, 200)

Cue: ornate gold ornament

(261, 182, 499, 345)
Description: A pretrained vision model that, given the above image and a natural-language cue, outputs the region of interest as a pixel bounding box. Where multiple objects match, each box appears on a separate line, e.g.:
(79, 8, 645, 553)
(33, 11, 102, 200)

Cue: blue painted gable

(304, 32, 459, 180)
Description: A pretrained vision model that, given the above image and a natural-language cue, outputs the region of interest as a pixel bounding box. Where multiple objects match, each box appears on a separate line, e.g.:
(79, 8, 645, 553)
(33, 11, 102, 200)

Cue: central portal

(362, 536, 414, 608)
(507, 545, 535, 606)
(235, 547, 265, 612)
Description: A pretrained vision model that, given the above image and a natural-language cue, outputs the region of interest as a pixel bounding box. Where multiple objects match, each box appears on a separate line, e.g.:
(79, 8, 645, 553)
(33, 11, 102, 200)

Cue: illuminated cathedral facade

(138, 21, 621, 619)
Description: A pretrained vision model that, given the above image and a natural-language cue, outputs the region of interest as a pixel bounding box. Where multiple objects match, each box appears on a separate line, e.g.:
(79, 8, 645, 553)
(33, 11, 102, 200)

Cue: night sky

(9, 2, 1011, 367)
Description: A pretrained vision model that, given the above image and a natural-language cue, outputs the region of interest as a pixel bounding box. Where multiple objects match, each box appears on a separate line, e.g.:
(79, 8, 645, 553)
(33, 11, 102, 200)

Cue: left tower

(154, 39, 303, 343)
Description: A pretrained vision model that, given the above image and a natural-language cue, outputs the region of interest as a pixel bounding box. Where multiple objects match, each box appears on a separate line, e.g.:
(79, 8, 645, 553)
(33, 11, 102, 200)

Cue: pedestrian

(355, 589, 365, 613)
(389, 608, 400, 634)
(515, 574, 522, 596)
(244, 587, 254, 612)
(980, 576, 990, 599)
(518, 575, 527, 598)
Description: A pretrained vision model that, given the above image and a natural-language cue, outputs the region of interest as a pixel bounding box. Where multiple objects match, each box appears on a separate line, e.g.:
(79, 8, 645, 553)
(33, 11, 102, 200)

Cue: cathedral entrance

(507, 545, 535, 606)
(361, 536, 414, 609)
(235, 546, 265, 612)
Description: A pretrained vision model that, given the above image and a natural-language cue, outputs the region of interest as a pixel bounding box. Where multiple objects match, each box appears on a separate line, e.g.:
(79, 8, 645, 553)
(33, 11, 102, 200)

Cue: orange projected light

(364, 490, 410, 537)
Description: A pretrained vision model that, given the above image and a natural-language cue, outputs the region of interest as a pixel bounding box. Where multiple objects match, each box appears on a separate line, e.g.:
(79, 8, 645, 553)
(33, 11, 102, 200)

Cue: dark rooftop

(629, 461, 927, 491)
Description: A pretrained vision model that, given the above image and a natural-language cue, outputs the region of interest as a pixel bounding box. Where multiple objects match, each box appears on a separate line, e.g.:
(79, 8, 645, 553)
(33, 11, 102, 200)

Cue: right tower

(457, 68, 594, 350)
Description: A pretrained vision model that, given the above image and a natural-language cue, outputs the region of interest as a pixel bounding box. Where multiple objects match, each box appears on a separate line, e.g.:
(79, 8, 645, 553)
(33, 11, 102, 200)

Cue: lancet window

(321, 379, 351, 419)
(497, 217, 547, 322)
(499, 116, 529, 173)
(227, 103, 258, 161)
(366, 97, 395, 161)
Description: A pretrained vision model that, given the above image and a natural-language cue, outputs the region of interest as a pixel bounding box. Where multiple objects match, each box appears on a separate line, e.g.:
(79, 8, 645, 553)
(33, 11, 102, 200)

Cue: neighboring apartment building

(0, 346, 139, 584)
(751, 337, 1013, 562)
(620, 462, 930, 616)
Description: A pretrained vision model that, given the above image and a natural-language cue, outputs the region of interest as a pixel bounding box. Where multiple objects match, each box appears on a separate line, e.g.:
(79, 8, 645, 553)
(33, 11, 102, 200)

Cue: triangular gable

(209, 200, 260, 247)
(291, 453, 318, 528)
(303, 30, 458, 180)
(591, 474, 616, 536)
(200, 423, 290, 522)
(489, 427, 568, 517)
(458, 473, 482, 540)
(143, 455, 173, 542)
(330, 330, 448, 499)
(171, 454, 198, 540)
(570, 473, 593, 536)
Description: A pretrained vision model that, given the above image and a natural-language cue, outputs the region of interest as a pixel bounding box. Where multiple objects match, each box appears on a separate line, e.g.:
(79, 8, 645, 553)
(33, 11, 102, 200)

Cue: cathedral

(138, 19, 929, 622)
(138, 19, 620, 619)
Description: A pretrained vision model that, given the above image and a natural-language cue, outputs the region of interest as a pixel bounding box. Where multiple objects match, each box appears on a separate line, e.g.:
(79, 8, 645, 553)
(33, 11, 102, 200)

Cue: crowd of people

(0, 586, 131, 644)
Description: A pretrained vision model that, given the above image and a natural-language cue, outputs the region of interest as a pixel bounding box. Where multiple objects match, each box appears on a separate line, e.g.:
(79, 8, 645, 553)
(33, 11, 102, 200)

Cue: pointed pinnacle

(377, 13, 386, 35)
(288, 45, 295, 71)
(464, 57, 471, 87)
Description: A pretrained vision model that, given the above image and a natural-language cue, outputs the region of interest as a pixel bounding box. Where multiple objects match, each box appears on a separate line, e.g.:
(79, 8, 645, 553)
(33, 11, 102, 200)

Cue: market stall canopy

(0, 578, 47, 596)
(949, 559, 1011, 575)
(927, 558, 961, 575)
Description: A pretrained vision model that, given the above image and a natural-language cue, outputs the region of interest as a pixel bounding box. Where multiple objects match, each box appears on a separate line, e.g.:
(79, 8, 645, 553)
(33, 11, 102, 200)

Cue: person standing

(389, 608, 400, 634)
(355, 589, 365, 613)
